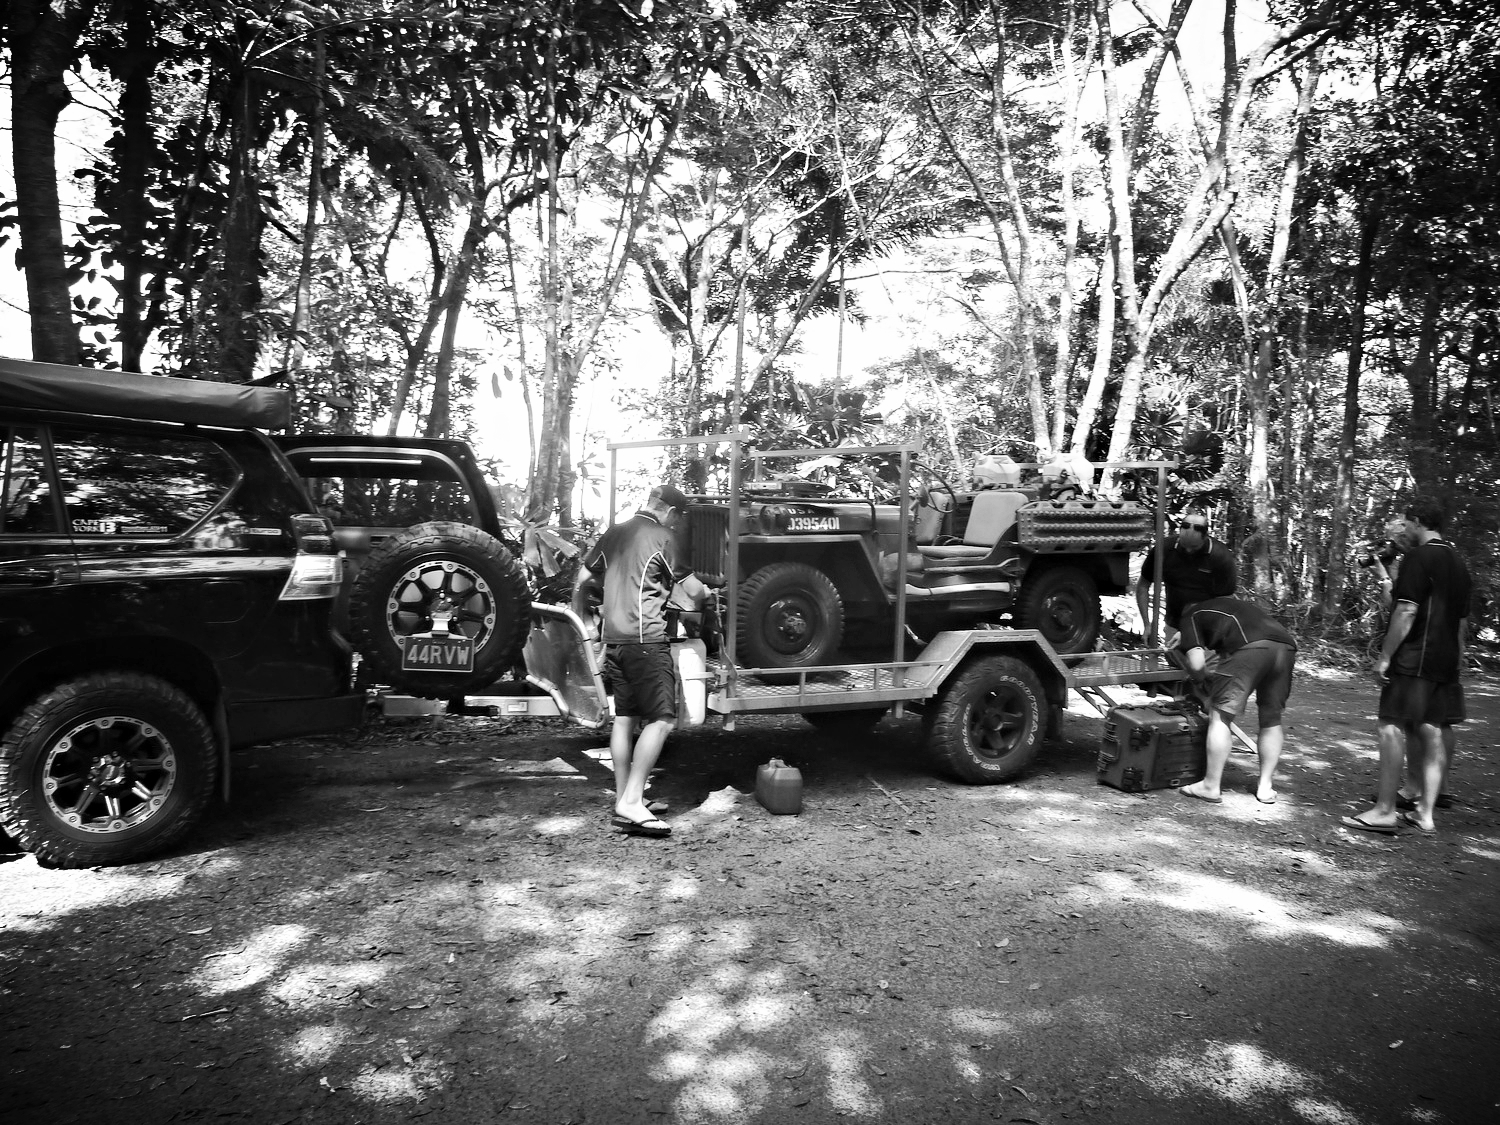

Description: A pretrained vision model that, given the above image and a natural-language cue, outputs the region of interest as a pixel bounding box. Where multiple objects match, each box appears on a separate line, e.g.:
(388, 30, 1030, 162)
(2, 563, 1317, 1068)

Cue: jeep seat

(917, 490, 1025, 564)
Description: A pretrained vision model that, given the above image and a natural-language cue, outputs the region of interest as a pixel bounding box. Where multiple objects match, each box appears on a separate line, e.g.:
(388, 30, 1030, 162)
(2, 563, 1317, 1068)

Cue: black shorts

(1380, 675, 1464, 727)
(604, 642, 678, 722)
(1207, 641, 1295, 723)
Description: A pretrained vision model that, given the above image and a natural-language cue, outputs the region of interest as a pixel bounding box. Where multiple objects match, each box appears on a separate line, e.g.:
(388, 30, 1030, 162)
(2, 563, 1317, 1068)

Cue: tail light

(280, 513, 342, 601)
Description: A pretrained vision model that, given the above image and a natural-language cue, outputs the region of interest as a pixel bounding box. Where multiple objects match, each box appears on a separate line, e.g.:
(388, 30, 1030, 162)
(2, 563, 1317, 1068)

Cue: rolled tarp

(0, 357, 291, 430)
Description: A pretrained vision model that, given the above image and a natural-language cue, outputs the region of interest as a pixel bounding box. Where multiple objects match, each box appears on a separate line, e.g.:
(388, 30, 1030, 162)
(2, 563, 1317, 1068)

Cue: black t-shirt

(1176, 596, 1296, 656)
(1391, 537, 1471, 682)
(1142, 538, 1237, 626)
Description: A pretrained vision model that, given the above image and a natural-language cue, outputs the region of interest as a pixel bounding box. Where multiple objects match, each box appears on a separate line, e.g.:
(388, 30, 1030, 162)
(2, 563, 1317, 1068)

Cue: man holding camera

(1344, 497, 1471, 835)
(1136, 507, 1238, 644)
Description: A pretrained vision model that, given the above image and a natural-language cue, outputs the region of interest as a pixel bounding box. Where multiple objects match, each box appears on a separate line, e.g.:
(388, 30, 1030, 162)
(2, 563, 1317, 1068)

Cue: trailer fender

(940, 631, 1069, 739)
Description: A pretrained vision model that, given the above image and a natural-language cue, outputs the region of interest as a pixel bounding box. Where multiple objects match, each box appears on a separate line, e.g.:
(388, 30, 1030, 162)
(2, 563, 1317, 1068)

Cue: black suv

(0, 358, 364, 868)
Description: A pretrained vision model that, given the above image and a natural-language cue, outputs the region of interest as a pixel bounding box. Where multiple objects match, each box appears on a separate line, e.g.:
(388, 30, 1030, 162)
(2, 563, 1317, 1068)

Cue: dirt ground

(3, 660, 1498, 1125)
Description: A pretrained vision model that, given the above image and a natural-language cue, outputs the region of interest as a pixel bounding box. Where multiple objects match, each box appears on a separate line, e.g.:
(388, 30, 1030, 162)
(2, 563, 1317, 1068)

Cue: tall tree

(5, 0, 97, 363)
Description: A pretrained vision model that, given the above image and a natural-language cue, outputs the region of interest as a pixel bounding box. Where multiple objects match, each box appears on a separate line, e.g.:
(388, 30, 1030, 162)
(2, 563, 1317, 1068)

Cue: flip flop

(1398, 811, 1436, 835)
(1256, 791, 1278, 805)
(1340, 814, 1400, 835)
(612, 814, 671, 838)
(1178, 786, 1222, 804)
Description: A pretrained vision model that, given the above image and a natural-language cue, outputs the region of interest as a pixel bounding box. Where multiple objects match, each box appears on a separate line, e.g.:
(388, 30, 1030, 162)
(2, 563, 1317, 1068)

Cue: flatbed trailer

(379, 432, 1200, 782)
(380, 595, 1192, 785)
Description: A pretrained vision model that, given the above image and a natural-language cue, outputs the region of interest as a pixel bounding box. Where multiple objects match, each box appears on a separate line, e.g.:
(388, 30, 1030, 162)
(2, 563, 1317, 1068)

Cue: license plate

(788, 516, 839, 531)
(401, 633, 475, 673)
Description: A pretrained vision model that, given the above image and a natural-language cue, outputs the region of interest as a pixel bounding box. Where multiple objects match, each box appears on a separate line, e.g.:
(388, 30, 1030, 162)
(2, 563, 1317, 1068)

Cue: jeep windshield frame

(0, 357, 290, 431)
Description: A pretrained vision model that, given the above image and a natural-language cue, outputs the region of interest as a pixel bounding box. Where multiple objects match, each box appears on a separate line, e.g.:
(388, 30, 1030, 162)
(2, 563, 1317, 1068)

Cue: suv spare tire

(1011, 564, 1100, 654)
(736, 562, 844, 680)
(351, 521, 532, 697)
(0, 672, 218, 868)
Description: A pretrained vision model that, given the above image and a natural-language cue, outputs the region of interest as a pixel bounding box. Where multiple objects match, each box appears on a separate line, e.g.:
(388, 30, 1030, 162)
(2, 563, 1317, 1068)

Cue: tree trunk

(207, 59, 265, 381)
(282, 30, 326, 393)
(1051, 3, 1094, 453)
(110, 0, 158, 372)
(1093, 0, 1146, 470)
(1324, 200, 1382, 619)
(1401, 280, 1446, 494)
(6, 0, 96, 364)
(1070, 249, 1115, 462)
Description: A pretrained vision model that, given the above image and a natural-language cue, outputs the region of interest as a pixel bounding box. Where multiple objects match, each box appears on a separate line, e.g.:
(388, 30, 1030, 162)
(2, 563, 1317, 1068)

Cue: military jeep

(679, 455, 1153, 676)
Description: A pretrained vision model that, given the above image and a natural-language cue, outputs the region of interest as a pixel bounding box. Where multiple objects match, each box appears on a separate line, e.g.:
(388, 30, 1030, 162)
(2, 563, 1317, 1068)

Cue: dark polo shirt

(1176, 596, 1296, 656)
(1391, 537, 1471, 682)
(580, 511, 691, 645)
(1142, 537, 1237, 627)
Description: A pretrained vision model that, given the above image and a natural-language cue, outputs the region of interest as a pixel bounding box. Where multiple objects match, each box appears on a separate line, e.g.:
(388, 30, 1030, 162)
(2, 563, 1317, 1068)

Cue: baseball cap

(650, 483, 690, 511)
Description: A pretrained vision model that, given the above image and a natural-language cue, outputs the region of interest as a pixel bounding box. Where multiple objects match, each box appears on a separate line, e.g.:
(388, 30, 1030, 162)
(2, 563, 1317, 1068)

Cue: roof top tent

(0, 357, 290, 431)
(604, 429, 1186, 729)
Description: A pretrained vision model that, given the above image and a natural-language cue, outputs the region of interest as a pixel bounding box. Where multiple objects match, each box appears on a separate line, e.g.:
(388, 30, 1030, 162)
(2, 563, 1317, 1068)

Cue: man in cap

(573, 483, 704, 837)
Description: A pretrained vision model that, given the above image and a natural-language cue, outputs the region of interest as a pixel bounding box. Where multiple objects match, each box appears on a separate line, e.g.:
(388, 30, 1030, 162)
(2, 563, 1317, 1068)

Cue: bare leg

(1410, 721, 1444, 830)
(1255, 722, 1283, 802)
(614, 718, 675, 823)
(608, 715, 635, 801)
(1350, 720, 1405, 827)
(1181, 711, 1233, 801)
(1400, 724, 1421, 803)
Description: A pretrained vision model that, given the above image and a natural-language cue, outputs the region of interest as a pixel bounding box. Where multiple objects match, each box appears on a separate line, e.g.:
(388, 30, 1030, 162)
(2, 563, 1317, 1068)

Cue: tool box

(1097, 702, 1208, 792)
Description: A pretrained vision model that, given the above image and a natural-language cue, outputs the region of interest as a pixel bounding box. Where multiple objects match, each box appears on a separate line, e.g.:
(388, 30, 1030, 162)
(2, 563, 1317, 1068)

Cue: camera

(1356, 540, 1399, 568)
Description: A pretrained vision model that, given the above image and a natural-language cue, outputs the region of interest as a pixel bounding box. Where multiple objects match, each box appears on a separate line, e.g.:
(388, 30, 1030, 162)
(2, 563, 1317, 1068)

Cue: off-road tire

(736, 562, 844, 679)
(924, 655, 1044, 783)
(0, 673, 218, 868)
(350, 521, 532, 697)
(1012, 565, 1100, 654)
(803, 707, 889, 738)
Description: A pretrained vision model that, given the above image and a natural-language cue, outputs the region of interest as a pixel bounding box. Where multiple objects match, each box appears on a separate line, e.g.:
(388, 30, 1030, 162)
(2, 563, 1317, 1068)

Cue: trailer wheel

(1012, 565, 1100, 654)
(925, 655, 1043, 783)
(803, 707, 888, 738)
(737, 562, 843, 680)
(350, 521, 532, 697)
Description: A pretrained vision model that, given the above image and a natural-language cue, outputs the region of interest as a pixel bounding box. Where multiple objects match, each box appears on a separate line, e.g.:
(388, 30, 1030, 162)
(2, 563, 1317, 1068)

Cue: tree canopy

(3, 0, 1498, 644)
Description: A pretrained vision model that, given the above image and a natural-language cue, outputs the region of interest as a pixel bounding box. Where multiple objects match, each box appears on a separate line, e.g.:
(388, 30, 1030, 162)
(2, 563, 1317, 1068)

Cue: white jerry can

(673, 638, 709, 727)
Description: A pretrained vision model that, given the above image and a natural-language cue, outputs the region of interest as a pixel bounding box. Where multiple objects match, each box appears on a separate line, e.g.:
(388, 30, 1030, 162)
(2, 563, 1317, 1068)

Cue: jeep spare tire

(350, 521, 532, 696)
(736, 562, 844, 679)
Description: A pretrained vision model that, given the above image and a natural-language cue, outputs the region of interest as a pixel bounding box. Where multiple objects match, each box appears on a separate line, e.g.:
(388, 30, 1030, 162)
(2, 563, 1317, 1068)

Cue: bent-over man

(1173, 596, 1297, 805)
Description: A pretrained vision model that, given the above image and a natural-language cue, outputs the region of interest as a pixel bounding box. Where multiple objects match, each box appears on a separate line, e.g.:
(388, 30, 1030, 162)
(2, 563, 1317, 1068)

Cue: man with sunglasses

(1136, 507, 1238, 644)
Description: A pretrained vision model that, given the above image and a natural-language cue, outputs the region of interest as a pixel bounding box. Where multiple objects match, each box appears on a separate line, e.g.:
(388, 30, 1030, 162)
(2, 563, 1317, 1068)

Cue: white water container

(673, 638, 708, 727)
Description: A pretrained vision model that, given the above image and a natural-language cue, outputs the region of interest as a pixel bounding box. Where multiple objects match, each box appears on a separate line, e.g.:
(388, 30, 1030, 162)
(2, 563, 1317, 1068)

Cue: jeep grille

(686, 504, 729, 585)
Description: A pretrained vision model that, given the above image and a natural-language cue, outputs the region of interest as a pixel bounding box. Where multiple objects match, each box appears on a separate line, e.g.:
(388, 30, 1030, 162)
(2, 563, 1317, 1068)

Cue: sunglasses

(1178, 521, 1207, 531)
